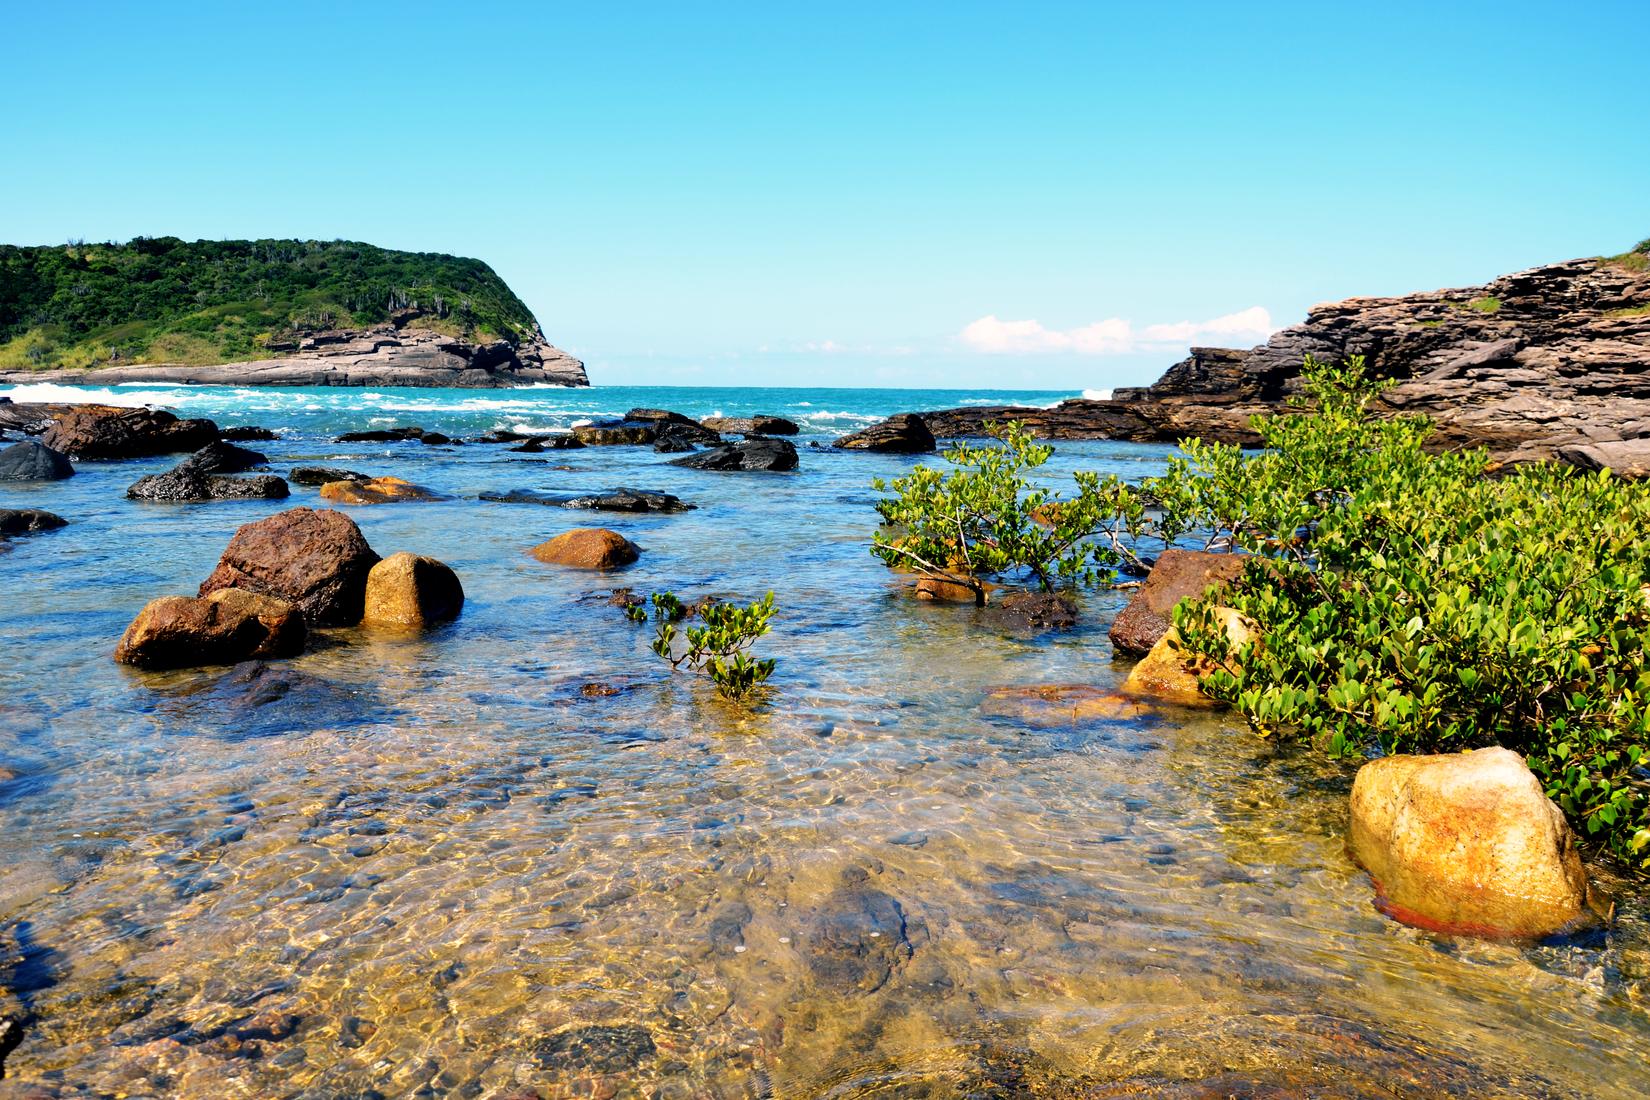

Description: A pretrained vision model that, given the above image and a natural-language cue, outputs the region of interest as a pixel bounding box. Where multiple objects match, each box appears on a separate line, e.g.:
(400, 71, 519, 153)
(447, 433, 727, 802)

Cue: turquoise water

(0, 382, 1647, 1099)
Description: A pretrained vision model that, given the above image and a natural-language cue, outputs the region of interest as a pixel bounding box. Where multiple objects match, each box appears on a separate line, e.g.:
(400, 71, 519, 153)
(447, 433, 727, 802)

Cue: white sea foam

(1082, 388, 1113, 400)
(0, 382, 195, 407)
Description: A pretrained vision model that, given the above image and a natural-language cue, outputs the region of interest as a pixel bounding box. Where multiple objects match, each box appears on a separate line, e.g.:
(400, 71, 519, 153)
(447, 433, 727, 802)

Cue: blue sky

(4, 2, 1645, 389)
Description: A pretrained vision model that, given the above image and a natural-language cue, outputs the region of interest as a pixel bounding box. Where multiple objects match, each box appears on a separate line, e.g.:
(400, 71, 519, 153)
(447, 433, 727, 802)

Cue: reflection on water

(1, 392, 1647, 1098)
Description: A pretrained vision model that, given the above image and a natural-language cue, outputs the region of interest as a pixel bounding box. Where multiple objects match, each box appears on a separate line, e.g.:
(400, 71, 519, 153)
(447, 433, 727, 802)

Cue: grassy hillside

(0, 237, 543, 370)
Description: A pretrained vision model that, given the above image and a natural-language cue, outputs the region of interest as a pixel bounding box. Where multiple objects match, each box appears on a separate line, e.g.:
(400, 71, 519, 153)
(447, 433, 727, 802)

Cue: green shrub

(1149, 357, 1650, 867)
(637, 591, 777, 701)
(870, 421, 1175, 602)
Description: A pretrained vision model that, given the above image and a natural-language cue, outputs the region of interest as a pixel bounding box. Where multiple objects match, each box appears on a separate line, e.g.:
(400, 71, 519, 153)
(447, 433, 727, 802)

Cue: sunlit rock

(1123, 606, 1257, 707)
(362, 552, 464, 629)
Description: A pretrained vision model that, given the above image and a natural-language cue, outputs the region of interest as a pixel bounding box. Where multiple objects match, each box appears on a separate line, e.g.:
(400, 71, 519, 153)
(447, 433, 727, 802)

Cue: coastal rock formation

(1124, 606, 1258, 707)
(0, 509, 67, 536)
(481, 487, 694, 513)
(573, 421, 658, 446)
(176, 440, 268, 474)
(222, 426, 277, 441)
(290, 466, 370, 486)
(702, 415, 800, 436)
(199, 507, 382, 626)
(115, 588, 306, 670)
(126, 468, 290, 502)
(0, 325, 588, 389)
(318, 476, 444, 504)
(670, 438, 799, 471)
(872, 247, 1650, 469)
(0, 441, 73, 481)
(39, 405, 219, 459)
(834, 413, 936, 454)
(362, 553, 464, 629)
(1109, 549, 1249, 655)
(1347, 747, 1593, 938)
(530, 528, 640, 570)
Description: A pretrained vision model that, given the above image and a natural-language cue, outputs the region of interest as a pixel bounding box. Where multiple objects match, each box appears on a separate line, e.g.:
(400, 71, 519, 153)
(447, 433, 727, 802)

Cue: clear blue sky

(4, 2, 1645, 389)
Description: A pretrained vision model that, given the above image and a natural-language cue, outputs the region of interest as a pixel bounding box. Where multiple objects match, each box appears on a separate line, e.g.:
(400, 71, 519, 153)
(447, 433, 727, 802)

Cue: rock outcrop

(701, 415, 800, 436)
(126, 468, 290, 502)
(1124, 606, 1258, 707)
(199, 507, 382, 626)
(1347, 746, 1595, 938)
(834, 413, 936, 454)
(39, 405, 219, 459)
(1109, 549, 1249, 655)
(879, 246, 1650, 469)
(0, 441, 73, 481)
(670, 438, 799, 471)
(529, 528, 640, 570)
(362, 553, 465, 629)
(0, 325, 587, 388)
(290, 466, 370, 486)
(115, 588, 306, 669)
(318, 476, 444, 504)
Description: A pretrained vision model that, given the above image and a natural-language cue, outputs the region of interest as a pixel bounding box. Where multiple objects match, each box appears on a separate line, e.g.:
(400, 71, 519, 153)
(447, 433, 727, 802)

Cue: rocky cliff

(912, 245, 1650, 474)
(0, 321, 587, 389)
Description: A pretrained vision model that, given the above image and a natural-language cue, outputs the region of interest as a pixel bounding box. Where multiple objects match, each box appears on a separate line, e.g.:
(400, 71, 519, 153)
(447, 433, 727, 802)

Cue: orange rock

(1348, 747, 1595, 938)
(362, 552, 464, 628)
(1123, 606, 1258, 707)
(319, 476, 443, 504)
(913, 574, 995, 603)
(115, 588, 306, 669)
(529, 528, 640, 569)
(980, 684, 1160, 727)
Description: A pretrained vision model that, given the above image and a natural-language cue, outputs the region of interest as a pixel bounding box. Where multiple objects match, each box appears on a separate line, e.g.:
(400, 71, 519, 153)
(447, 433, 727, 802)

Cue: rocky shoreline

(898, 250, 1650, 474)
(0, 322, 588, 389)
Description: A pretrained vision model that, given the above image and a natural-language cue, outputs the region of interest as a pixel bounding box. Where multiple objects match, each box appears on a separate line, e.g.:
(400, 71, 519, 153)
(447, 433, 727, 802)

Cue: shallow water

(1, 383, 1647, 1099)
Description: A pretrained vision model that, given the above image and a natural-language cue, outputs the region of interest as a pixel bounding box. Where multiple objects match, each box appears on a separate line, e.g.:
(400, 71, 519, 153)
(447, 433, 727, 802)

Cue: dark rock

(290, 466, 370, 486)
(530, 1024, 657, 1074)
(653, 421, 722, 452)
(624, 408, 702, 425)
(1110, 549, 1249, 655)
(0, 509, 67, 536)
(480, 487, 694, 513)
(115, 589, 307, 670)
(572, 420, 657, 446)
(177, 440, 268, 475)
(702, 415, 800, 436)
(127, 469, 290, 502)
(0, 1012, 25, 1080)
(670, 437, 798, 471)
(990, 591, 1080, 631)
(199, 507, 382, 626)
(509, 438, 545, 453)
(0, 440, 74, 481)
(833, 413, 936, 453)
(475, 429, 532, 444)
(336, 426, 426, 443)
(40, 405, 219, 459)
(418, 431, 453, 446)
(222, 426, 278, 442)
(806, 884, 914, 994)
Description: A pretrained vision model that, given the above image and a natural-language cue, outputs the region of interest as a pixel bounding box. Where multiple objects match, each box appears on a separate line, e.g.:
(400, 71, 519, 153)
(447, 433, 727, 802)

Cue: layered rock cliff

(912, 245, 1650, 473)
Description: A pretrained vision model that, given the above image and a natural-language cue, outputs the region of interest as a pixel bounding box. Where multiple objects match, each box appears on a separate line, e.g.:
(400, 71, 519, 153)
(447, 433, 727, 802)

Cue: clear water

(0, 383, 1646, 1099)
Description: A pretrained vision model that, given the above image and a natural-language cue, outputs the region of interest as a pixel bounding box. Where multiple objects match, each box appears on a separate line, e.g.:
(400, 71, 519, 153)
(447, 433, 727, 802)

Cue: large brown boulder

(1123, 606, 1258, 707)
(41, 405, 218, 459)
(833, 413, 936, 453)
(318, 476, 443, 504)
(529, 528, 640, 569)
(1348, 747, 1594, 938)
(1109, 549, 1249, 655)
(362, 553, 465, 628)
(199, 507, 381, 626)
(115, 588, 306, 669)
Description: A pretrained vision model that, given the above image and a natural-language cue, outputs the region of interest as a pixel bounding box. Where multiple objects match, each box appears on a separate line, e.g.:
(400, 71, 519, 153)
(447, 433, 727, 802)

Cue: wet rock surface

(480, 487, 694, 513)
(833, 412, 937, 453)
(1109, 549, 1248, 656)
(529, 528, 641, 569)
(530, 1023, 658, 1074)
(670, 437, 799, 471)
(176, 440, 268, 474)
(198, 507, 381, 626)
(126, 469, 290, 502)
(318, 475, 444, 504)
(362, 553, 464, 629)
(804, 874, 916, 995)
(289, 465, 370, 486)
(0, 440, 74, 481)
(0, 509, 67, 536)
(115, 589, 307, 670)
(702, 414, 800, 436)
(39, 405, 220, 459)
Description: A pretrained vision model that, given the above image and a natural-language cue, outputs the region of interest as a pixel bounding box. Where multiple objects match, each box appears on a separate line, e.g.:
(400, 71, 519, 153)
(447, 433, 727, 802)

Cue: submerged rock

(1348, 746, 1596, 938)
(529, 528, 640, 570)
(530, 1023, 657, 1074)
(833, 413, 936, 454)
(0, 509, 67, 536)
(362, 552, 464, 629)
(0, 440, 74, 481)
(115, 588, 307, 669)
(1123, 606, 1258, 707)
(40, 404, 219, 459)
(335, 426, 428, 443)
(912, 574, 994, 603)
(981, 684, 1161, 727)
(806, 882, 915, 994)
(199, 507, 381, 626)
(1110, 549, 1248, 656)
(222, 425, 277, 441)
(480, 487, 693, 513)
(670, 437, 798, 471)
(319, 476, 444, 504)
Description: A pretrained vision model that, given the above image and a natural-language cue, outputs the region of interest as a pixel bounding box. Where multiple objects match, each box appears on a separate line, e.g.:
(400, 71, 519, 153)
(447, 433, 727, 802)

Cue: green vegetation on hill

(0, 237, 543, 370)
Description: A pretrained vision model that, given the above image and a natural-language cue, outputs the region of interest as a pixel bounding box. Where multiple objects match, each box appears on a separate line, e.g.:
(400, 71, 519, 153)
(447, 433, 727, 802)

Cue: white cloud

(961, 306, 1275, 356)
